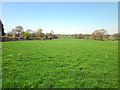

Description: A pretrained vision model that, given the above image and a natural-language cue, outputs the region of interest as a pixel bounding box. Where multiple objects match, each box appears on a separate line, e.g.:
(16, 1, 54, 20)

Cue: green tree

(113, 33, 119, 40)
(26, 29, 34, 37)
(0, 20, 5, 36)
(21, 31, 30, 39)
(36, 28, 42, 37)
(108, 36, 116, 41)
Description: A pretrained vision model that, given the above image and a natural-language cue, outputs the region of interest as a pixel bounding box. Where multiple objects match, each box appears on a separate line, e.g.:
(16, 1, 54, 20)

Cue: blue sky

(2, 2, 118, 34)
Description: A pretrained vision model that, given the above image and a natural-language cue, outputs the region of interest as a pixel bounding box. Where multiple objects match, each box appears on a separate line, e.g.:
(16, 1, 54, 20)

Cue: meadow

(2, 39, 118, 88)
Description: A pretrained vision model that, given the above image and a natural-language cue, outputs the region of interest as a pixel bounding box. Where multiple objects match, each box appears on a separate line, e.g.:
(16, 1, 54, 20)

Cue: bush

(20, 31, 30, 40)
(108, 36, 116, 41)
(89, 36, 92, 40)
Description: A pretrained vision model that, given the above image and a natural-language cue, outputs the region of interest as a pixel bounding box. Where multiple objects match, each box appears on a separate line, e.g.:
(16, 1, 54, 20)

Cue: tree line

(0, 20, 58, 41)
(4, 25, 58, 40)
(0, 20, 119, 41)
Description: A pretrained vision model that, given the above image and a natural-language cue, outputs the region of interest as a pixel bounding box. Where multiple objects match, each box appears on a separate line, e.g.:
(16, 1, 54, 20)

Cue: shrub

(108, 36, 116, 41)
(89, 36, 92, 40)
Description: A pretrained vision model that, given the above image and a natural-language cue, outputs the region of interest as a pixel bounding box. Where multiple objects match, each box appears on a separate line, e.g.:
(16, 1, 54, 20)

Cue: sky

(2, 2, 118, 34)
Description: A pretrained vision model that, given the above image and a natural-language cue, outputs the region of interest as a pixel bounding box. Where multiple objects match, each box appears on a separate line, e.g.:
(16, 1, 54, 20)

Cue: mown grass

(2, 39, 118, 88)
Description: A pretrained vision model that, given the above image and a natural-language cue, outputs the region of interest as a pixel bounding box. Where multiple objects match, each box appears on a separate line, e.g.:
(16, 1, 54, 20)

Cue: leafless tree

(92, 29, 108, 40)
(12, 26, 24, 37)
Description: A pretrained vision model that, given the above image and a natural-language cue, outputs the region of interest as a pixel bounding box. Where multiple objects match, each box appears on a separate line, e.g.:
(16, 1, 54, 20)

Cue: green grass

(2, 39, 118, 88)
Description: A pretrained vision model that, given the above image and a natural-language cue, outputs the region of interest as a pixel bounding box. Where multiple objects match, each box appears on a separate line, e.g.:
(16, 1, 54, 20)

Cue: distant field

(2, 39, 118, 88)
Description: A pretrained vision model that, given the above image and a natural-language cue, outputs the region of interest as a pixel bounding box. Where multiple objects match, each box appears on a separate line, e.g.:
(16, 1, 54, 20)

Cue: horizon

(2, 2, 118, 34)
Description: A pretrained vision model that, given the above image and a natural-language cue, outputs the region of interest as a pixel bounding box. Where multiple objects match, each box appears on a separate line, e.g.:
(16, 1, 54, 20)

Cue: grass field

(2, 39, 118, 88)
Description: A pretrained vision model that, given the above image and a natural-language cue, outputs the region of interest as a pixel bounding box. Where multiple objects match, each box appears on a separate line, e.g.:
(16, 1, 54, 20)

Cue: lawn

(2, 39, 118, 88)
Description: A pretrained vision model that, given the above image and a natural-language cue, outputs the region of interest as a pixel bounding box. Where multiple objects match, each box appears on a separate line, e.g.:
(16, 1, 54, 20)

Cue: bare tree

(92, 29, 108, 41)
(12, 26, 24, 37)
(50, 30, 54, 35)
(26, 29, 34, 33)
